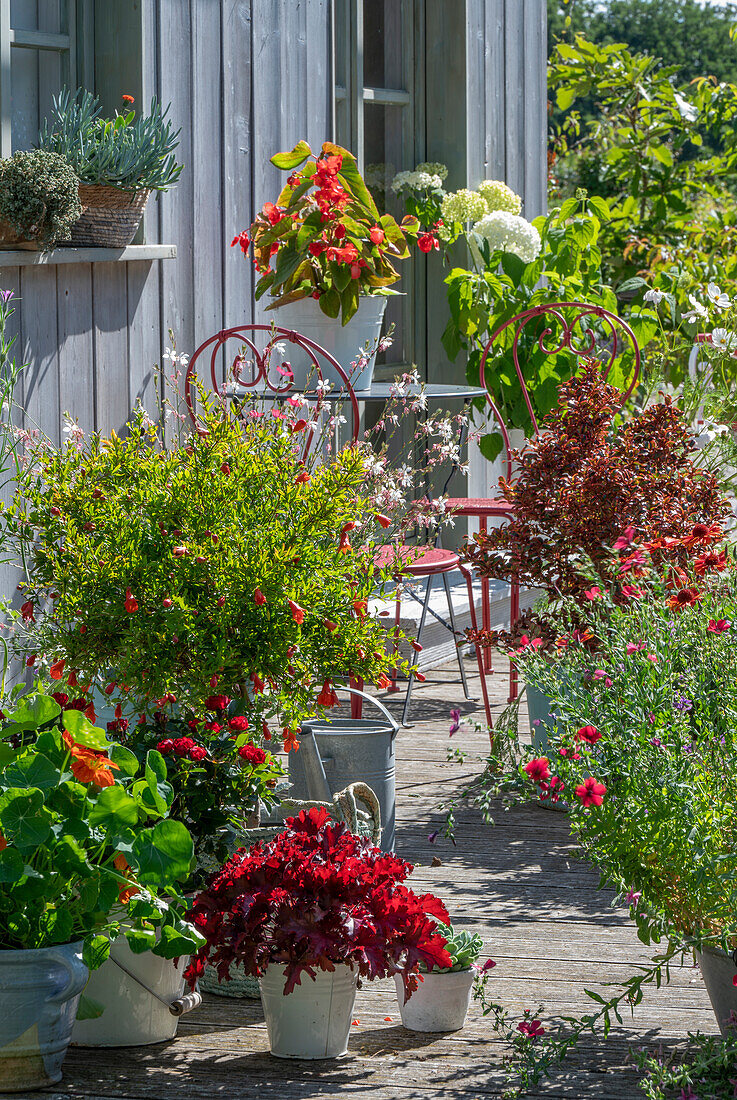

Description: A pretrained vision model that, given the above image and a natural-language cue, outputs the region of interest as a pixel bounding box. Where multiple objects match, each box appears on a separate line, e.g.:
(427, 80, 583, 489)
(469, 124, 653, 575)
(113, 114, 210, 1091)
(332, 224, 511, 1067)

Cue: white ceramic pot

(271, 294, 387, 390)
(696, 945, 737, 1036)
(259, 963, 358, 1058)
(394, 969, 474, 1032)
(71, 937, 189, 1047)
(0, 941, 87, 1092)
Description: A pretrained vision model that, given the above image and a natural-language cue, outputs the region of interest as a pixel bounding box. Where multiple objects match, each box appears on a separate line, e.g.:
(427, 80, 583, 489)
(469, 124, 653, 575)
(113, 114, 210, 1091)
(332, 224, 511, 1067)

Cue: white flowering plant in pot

(391, 171, 654, 455)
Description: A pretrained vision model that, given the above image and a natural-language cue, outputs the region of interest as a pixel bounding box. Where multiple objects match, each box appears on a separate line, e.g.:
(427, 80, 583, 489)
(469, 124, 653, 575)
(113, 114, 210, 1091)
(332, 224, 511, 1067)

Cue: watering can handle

(341, 686, 400, 739)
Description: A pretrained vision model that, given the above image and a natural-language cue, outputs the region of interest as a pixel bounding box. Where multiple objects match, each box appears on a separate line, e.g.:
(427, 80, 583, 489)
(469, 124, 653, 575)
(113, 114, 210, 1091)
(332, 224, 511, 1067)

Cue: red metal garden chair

(446, 301, 642, 701)
(185, 324, 493, 731)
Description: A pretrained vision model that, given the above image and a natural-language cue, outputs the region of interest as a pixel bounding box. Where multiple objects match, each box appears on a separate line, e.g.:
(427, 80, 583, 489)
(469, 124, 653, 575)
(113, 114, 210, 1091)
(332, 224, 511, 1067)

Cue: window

(0, 0, 78, 157)
(334, 0, 420, 374)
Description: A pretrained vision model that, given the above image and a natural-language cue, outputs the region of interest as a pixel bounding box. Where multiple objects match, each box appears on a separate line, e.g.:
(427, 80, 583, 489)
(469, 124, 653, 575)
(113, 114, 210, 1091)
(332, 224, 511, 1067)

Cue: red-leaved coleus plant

(184, 807, 452, 999)
(463, 360, 729, 643)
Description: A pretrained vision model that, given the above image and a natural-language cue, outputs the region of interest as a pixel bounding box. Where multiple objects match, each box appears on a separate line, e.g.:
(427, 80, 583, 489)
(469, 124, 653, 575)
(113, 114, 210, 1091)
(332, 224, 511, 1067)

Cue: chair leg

(459, 563, 494, 741)
(389, 584, 402, 694)
(401, 571, 435, 727)
(508, 574, 520, 703)
(480, 517, 493, 674)
(442, 571, 471, 700)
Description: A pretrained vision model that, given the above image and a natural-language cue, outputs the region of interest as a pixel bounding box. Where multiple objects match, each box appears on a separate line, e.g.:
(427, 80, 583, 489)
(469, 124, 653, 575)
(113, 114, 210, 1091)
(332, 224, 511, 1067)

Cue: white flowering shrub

(478, 179, 522, 216)
(473, 211, 541, 263)
(391, 169, 444, 194)
(439, 188, 488, 233)
(415, 161, 448, 181)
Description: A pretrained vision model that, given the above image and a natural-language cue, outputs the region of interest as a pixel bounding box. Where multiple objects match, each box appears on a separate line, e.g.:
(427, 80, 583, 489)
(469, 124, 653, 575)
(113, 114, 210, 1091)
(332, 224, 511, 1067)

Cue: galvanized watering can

(289, 688, 399, 851)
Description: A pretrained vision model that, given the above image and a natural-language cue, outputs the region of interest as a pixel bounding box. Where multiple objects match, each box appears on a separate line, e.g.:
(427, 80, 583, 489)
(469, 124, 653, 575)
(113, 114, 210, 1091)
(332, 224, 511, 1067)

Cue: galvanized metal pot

(290, 689, 399, 851)
(696, 945, 737, 1036)
(394, 969, 474, 1032)
(0, 940, 87, 1091)
(259, 964, 358, 1058)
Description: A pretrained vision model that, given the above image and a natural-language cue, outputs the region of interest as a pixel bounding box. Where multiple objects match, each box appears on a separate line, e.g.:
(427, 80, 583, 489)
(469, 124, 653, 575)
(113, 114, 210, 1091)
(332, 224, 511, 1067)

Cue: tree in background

(548, 0, 737, 86)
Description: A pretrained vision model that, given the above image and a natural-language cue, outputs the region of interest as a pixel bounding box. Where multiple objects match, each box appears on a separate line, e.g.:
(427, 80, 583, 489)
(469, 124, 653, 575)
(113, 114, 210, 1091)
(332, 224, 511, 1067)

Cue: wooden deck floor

(45, 663, 715, 1100)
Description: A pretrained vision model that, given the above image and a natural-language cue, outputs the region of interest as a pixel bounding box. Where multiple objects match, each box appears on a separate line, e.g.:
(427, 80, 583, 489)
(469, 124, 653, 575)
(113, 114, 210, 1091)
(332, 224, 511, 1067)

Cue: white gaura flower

(710, 327, 737, 352)
(477, 180, 522, 216)
(643, 288, 665, 305)
(683, 294, 708, 322)
(473, 211, 541, 263)
(707, 283, 730, 310)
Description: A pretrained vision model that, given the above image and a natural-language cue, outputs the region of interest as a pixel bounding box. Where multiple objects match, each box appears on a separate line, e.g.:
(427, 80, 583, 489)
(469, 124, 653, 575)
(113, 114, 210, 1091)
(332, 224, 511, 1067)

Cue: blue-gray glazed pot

(0, 940, 88, 1091)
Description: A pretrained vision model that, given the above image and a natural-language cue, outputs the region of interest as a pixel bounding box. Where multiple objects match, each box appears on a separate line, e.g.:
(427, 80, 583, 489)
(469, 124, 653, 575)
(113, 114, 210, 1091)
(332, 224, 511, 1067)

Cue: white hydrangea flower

(473, 211, 542, 263)
(391, 170, 443, 193)
(477, 180, 522, 215)
(441, 189, 488, 226)
(415, 161, 448, 181)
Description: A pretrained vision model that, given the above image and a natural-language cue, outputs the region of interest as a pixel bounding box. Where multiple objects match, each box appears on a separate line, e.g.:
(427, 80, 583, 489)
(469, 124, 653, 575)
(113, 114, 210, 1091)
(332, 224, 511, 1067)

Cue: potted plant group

(461, 361, 729, 748)
(232, 140, 426, 389)
(38, 87, 181, 247)
(499, 533, 737, 1036)
(0, 149, 81, 250)
(185, 806, 452, 1058)
(394, 920, 486, 1032)
(0, 688, 201, 1086)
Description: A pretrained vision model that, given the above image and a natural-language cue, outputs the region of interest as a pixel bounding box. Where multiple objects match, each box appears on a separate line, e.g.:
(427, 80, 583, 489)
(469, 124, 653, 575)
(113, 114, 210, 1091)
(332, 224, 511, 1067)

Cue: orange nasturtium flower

(0, 833, 7, 852)
(113, 853, 140, 904)
(62, 731, 119, 788)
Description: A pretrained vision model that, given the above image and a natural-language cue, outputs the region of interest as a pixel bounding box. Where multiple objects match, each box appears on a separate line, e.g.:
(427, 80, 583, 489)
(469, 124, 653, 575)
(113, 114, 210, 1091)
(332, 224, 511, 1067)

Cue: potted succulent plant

(394, 920, 486, 1032)
(38, 88, 181, 247)
(0, 149, 81, 250)
(462, 361, 729, 748)
(501, 534, 737, 1036)
(0, 687, 202, 1085)
(185, 807, 452, 1058)
(231, 140, 427, 389)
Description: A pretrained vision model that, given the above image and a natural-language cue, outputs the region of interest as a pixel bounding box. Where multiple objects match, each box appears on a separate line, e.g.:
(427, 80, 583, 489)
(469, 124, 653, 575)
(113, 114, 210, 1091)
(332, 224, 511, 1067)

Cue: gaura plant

(233, 140, 425, 324)
(0, 688, 201, 967)
(10, 393, 413, 728)
(185, 806, 452, 999)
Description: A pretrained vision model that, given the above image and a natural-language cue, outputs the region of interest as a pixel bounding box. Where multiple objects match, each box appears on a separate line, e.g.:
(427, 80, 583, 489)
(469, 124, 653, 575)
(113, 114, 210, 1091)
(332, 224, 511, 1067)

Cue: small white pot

(696, 945, 737, 1037)
(71, 938, 189, 1047)
(271, 295, 386, 390)
(395, 969, 474, 1032)
(259, 963, 358, 1058)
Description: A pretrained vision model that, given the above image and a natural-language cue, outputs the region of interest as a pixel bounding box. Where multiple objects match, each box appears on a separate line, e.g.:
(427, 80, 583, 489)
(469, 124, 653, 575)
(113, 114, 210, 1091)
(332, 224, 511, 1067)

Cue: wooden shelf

(0, 244, 177, 267)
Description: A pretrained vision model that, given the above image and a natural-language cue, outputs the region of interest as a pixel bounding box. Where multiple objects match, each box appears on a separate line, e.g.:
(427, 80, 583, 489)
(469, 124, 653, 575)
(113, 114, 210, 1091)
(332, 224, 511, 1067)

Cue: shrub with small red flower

(185, 807, 452, 998)
(238, 140, 422, 324)
(463, 362, 729, 644)
(11, 398, 412, 727)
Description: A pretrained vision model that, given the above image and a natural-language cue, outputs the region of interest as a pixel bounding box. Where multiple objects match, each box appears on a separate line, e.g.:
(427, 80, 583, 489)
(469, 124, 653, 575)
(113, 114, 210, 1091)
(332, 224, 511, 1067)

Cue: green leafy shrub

(9, 395, 411, 728)
(0, 149, 81, 249)
(39, 88, 181, 191)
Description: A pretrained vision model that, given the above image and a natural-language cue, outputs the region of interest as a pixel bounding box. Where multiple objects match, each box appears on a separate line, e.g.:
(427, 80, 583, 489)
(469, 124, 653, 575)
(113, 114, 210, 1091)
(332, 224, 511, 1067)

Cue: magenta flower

(449, 708, 461, 736)
(518, 1019, 545, 1039)
(708, 618, 731, 633)
(613, 525, 636, 550)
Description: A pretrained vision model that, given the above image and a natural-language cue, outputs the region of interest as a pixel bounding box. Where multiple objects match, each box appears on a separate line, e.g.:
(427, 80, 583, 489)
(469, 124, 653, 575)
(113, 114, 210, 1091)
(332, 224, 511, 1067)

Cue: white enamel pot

(259, 963, 358, 1058)
(0, 940, 87, 1091)
(394, 969, 474, 1032)
(72, 937, 192, 1047)
(271, 295, 386, 390)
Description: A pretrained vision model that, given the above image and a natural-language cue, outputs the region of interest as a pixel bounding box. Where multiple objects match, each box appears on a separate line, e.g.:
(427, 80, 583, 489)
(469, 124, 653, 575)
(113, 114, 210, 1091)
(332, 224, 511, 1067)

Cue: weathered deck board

(45, 662, 715, 1100)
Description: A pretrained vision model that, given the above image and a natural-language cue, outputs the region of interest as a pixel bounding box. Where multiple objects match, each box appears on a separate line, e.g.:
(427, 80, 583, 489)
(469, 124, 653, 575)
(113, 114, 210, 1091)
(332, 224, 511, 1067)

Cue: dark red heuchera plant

(184, 807, 452, 999)
(463, 360, 729, 638)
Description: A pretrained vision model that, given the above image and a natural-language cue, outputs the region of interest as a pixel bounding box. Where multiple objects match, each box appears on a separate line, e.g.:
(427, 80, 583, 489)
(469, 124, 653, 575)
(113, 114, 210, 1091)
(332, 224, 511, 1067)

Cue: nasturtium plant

(233, 139, 423, 324)
(0, 687, 201, 966)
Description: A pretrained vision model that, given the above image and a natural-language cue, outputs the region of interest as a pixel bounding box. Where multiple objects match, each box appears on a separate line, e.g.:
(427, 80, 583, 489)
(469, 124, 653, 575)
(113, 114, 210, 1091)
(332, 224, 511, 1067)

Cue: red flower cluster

(184, 807, 452, 998)
(238, 743, 267, 766)
(158, 736, 208, 762)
